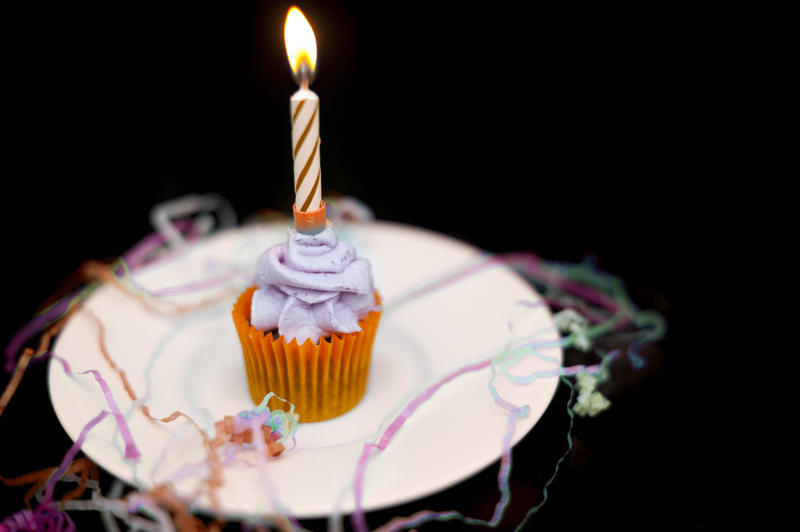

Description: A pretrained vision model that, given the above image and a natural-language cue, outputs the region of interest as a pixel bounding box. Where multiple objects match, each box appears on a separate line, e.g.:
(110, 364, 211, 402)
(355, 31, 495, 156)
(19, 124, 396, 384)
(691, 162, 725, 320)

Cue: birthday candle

(290, 89, 321, 212)
(285, 7, 322, 213)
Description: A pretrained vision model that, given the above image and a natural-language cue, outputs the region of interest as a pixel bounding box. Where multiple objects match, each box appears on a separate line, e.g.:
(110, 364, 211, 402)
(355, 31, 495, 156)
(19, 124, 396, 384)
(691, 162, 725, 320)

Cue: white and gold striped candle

(285, 7, 322, 213)
(290, 89, 322, 212)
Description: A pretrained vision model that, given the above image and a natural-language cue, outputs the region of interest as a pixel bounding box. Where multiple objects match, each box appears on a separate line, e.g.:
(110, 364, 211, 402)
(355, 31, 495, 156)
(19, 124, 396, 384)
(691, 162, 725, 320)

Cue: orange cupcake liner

(232, 286, 381, 422)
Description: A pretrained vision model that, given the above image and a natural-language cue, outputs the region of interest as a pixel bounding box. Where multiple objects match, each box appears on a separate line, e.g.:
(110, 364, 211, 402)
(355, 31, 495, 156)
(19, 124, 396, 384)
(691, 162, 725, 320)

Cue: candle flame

(284, 7, 317, 79)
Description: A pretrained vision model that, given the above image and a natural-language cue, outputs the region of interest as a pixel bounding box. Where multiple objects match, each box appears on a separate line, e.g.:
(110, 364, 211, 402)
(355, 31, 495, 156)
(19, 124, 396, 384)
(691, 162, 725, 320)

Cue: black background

(2, 1, 708, 530)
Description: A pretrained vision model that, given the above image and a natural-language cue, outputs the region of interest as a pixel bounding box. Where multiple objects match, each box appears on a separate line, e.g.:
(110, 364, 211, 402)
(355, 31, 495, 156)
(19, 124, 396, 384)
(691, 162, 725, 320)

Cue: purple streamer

(4, 216, 206, 375)
(121, 218, 196, 270)
(0, 411, 109, 532)
(42, 410, 110, 501)
(502, 252, 621, 312)
(127, 269, 242, 298)
(3, 289, 84, 373)
(81, 369, 140, 460)
(0, 509, 37, 532)
(351, 358, 492, 532)
(50, 354, 141, 460)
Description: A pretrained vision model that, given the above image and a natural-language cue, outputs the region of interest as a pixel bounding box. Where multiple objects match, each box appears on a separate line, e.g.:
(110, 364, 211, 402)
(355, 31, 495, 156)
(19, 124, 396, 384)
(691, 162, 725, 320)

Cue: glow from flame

(284, 6, 317, 76)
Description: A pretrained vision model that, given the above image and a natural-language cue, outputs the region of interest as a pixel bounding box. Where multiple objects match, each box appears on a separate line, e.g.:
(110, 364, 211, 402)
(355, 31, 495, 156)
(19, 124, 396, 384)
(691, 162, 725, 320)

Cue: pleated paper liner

(232, 286, 381, 422)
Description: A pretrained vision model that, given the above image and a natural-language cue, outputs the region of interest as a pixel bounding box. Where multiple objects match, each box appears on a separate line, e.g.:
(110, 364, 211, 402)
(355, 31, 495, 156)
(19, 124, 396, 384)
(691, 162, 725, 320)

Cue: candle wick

(296, 62, 313, 91)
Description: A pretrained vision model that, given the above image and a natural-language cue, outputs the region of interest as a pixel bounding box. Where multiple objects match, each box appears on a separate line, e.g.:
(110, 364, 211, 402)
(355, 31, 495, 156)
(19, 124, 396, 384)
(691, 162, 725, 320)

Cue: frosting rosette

(233, 222, 381, 420)
(250, 225, 378, 344)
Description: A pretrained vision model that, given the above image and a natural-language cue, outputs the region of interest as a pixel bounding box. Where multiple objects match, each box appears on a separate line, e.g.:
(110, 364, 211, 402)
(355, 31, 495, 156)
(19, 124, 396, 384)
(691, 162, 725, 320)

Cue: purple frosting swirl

(251, 225, 378, 344)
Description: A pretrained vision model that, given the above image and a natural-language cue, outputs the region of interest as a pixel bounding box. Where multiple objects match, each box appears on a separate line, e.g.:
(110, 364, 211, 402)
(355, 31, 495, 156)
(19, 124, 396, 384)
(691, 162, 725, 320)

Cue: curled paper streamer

(2, 195, 666, 531)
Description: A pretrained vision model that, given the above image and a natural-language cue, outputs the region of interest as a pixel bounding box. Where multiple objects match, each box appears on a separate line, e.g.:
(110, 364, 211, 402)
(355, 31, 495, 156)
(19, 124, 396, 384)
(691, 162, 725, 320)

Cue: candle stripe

(293, 100, 319, 158)
(291, 99, 306, 125)
(301, 169, 321, 212)
(295, 137, 320, 192)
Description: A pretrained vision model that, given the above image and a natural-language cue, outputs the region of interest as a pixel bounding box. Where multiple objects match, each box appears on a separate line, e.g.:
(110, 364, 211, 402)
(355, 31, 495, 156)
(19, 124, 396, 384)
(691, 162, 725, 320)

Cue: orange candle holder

(293, 200, 326, 234)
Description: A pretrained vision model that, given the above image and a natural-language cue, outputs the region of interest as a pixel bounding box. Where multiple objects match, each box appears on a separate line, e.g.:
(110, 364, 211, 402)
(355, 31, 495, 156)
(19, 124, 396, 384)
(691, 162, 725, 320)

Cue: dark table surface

(2, 1, 708, 529)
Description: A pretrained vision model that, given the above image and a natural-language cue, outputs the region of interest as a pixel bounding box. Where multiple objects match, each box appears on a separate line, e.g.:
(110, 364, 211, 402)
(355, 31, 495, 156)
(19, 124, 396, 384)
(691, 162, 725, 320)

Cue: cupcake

(232, 210, 380, 422)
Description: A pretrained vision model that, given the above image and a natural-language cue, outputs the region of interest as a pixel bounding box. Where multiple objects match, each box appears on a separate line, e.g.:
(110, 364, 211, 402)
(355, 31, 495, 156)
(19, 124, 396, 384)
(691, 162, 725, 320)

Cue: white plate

(48, 221, 562, 519)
